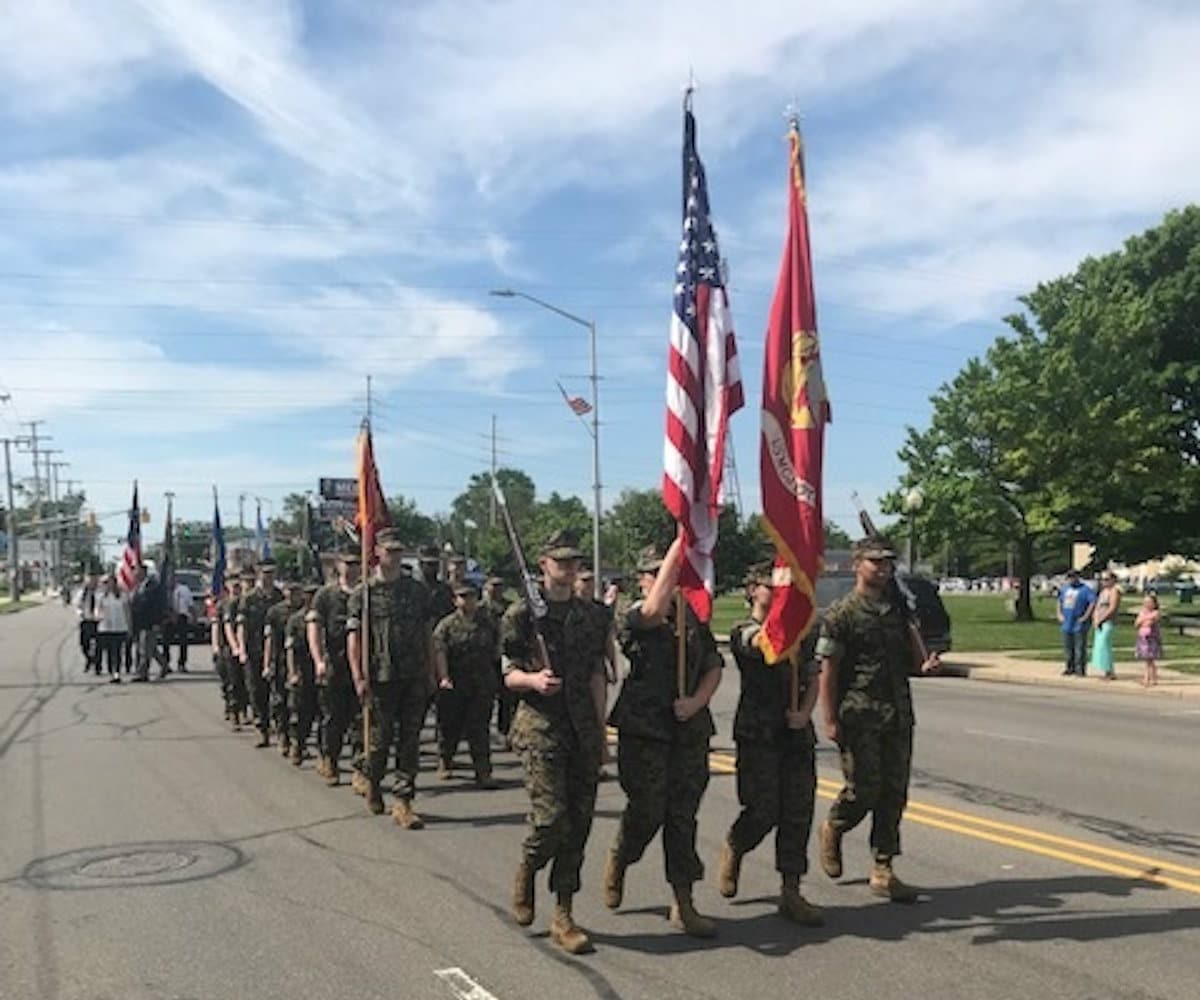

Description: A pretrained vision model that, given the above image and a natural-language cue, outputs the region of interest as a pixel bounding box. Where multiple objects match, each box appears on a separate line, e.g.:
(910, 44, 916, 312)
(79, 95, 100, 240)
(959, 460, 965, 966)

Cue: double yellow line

(704, 748, 1200, 897)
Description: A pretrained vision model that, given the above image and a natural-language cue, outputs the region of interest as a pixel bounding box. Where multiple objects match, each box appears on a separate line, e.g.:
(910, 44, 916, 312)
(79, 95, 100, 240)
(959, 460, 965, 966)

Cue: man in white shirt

(170, 577, 195, 672)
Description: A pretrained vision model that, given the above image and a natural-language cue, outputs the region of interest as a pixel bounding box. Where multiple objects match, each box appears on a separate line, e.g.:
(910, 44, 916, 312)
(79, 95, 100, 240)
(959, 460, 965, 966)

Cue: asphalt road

(2, 603, 1197, 1000)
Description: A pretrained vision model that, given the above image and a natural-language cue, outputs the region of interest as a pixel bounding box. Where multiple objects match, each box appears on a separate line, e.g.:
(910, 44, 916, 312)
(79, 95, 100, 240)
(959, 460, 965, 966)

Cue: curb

(946, 664, 1198, 700)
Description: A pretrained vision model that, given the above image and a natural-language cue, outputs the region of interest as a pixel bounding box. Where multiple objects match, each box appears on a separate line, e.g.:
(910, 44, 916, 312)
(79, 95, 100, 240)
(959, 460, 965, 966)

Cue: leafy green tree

(386, 494, 437, 547)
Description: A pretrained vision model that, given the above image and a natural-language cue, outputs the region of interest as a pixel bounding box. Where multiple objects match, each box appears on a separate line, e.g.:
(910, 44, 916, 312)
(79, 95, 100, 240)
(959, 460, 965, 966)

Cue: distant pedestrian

(1089, 570, 1121, 680)
(94, 575, 130, 683)
(1135, 593, 1163, 688)
(169, 574, 195, 672)
(131, 566, 169, 682)
(73, 574, 100, 672)
(1056, 569, 1095, 676)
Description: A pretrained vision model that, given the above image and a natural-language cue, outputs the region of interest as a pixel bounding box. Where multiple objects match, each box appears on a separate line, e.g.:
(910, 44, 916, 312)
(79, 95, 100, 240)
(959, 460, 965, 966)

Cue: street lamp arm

(490, 289, 591, 330)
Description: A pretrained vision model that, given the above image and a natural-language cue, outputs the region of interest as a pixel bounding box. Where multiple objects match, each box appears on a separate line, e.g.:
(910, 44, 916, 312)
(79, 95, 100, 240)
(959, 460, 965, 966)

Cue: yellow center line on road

(701, 748, 1200, 896)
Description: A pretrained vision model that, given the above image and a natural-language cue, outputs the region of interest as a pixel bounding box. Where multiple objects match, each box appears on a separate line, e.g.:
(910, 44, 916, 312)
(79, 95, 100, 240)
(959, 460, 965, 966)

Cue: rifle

(850, 492, 930, 664)
(491, 477, 554, 675)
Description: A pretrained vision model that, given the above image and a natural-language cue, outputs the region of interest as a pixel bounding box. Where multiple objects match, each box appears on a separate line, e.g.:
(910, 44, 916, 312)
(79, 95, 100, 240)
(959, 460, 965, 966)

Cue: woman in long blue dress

(1089, 571, 1121, 679)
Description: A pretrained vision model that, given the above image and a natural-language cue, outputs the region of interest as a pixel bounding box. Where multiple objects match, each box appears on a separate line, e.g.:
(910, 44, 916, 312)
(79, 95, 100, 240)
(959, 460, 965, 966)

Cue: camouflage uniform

(502, 592, 606, 895)
(609, 600, 723, 887)
(212, 593, 235, 715)
(237, 583, 283, 736)
(428, 580, 456, 627)
(482, 585, 515, 735)
(433, 607, 499, 777)
(221, 594, 247, 714)
(815, 590, 915, 862)
(285, 605, 318, 757)
(306, 581, 356, 768)
(346, 575, 432, 800)
(264, 595, 296, 745)
(726, 621, 819, 876)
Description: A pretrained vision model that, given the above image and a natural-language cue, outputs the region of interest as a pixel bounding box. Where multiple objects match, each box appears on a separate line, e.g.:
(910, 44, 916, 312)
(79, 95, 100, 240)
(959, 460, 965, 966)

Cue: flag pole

(361, 378, 373, 778)
(676, 590, 686, 699)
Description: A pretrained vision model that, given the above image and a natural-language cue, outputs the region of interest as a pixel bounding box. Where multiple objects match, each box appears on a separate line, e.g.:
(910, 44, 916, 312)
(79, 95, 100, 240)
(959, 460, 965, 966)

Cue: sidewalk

(941, 650, 1200, 700)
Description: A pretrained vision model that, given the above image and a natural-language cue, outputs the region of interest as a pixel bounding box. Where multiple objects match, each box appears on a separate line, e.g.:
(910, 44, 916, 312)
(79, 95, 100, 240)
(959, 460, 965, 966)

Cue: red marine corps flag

(758, 120, 831, 663)
(355, 420, 391, 568)
(662, 93, 744, 622)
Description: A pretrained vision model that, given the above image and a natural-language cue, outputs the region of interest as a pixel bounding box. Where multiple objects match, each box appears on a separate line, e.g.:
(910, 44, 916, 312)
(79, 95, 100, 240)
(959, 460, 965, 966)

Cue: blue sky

(1, 0, 1198, 558)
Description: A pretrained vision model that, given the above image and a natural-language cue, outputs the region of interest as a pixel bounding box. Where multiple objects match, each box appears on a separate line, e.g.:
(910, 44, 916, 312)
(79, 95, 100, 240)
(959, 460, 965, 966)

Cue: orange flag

(758, 122, 831, 663)
(355, 421, 391, 567)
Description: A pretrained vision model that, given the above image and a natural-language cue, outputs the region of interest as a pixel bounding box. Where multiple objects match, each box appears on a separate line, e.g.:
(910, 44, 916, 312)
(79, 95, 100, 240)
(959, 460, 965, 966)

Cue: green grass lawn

(0, 598, 33, 615)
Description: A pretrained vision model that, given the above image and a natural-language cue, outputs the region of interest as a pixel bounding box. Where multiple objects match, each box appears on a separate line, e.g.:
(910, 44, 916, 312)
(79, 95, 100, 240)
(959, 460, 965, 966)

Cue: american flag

(117, 481, 141, 592)
(662, 98, 744, 622)
(556, 381, 593, 416)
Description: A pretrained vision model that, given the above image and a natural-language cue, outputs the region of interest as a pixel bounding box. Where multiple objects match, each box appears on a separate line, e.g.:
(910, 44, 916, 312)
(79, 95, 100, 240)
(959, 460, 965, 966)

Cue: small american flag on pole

(117, 481, 141, 592)
(556, 381, 593, 417)
(661, 94, 744, 622)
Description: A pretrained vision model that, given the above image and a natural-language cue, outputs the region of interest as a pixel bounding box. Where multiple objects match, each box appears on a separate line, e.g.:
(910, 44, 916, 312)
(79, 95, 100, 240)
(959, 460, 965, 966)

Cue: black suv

(813, 571, 952, 655)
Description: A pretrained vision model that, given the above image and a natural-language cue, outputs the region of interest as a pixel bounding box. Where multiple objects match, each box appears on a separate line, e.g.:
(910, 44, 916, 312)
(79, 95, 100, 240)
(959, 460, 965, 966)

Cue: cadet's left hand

(261, 665, 271, 680)
(920, 653, 942, 675)
(287, 671, 300, 687)
(438, 677, 454, 691)
(785, 708, 811, 730)
(673, 696, 699, 722)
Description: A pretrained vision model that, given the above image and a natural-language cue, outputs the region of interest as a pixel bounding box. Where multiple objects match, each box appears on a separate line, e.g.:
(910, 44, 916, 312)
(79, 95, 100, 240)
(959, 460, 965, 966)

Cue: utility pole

(42, 449, 64, 587)
(2, 438, 19, 601)
(489, 414, 498, 528)
(51, 459, 70, 579)
(164, 491, 177, 569)
(19, 421, 46, 590)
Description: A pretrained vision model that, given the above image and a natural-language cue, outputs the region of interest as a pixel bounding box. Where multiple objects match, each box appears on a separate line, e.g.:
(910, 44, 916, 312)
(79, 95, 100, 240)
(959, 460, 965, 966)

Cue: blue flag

(256, 501, 271, 560)
(211, 488, 226, 596)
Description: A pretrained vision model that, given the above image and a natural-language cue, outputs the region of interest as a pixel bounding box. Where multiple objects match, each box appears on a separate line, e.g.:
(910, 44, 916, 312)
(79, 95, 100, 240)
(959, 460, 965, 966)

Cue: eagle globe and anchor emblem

(762, 328, 827, 505)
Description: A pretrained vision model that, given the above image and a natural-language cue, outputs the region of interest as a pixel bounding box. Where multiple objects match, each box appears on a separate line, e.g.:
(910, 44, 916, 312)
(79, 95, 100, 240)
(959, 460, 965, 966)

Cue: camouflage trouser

(518, 718, 601, 895)
(318, 682, 355, 765)
(288, 680, 318, 752)
(243, 655, 269, 732)
(728, 730, 816, 876)
(269, 662, 289, 740)
(359, 676, 429, 800)
(826, 724, 913, 861)
(494, 661, 516, 736)
(613, 734, 710, 887)
(437, 687, 494, 776)
(213, 649, 232, 712)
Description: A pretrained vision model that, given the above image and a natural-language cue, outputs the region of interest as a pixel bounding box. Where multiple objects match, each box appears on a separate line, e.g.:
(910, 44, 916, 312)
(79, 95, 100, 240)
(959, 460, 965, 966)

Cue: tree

(386, 494, 436, 547)
(889, 206, 1200, 618)
(823, 520, 853, 550)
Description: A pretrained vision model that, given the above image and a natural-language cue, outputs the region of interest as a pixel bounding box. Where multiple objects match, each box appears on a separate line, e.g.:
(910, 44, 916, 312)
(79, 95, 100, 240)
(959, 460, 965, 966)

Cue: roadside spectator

(95, 575, 130, 684)
(1089, 570, 1121, 680)
(73, 573, 100, 673)
(1135, 593, 1163, 688)
(1056, 569, 1095, 676)
(169, 574, 195, 672)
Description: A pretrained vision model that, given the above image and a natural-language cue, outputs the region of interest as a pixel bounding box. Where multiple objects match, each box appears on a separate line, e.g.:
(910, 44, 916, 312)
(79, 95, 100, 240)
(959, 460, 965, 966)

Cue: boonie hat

(542, 529, 582, 560)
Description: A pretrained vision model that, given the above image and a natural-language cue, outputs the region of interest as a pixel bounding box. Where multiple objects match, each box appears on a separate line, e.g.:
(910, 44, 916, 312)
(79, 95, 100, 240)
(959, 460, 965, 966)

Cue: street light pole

(903, 487, 924, 573)
(491, 288, 603, 599)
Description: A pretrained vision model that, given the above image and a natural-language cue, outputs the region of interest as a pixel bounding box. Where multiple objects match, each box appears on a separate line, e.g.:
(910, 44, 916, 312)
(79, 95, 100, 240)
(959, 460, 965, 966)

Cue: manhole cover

(23, 841, 243, 890)
(78, 850, 196, 880)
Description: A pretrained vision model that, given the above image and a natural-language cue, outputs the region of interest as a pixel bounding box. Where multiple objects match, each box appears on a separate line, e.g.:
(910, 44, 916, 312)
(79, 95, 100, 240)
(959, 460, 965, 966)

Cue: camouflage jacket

(284, 608, 315, 686)
(433, 610, 499, 695)
(501, 592, 606, 749)
(730, 619, 819, 746)
(347, 576, 432, 683)
(305, 583, 354, 685)
(216, 596, 237, 651)
(428, 580, 456, 625)
(263, 599, 294, 675)
(815, 590, 915, 728)
(609, 599, 722, 745)
(236, 585, 284, 663)
(480, 593, 511, 630)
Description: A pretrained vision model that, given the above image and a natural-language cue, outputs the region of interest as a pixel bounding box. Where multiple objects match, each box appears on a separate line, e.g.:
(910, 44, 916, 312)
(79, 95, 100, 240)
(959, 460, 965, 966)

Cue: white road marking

(963, 728, 1050, 745)
(435, 967, 500, 1000)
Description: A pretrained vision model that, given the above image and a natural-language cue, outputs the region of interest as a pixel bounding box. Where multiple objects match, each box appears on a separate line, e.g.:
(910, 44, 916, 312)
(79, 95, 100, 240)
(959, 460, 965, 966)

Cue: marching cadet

(432, 582, 500, 788)
(481, 575, 515, 741)
(285, 584, 320, 766)
(264, 581, 303, 757)
(307, 552, 361, 786)
(501, 530, 608, 955)
(816, 537, 940, 903)
(347, 529, 435, 827)
(717, 564, 824, 926)
(603, 539, 723, 938)
(224, 571, 254, 730)
(237, 561, 283, 748)
(421, 547, 456, 624)
(211, 578, 241, 724)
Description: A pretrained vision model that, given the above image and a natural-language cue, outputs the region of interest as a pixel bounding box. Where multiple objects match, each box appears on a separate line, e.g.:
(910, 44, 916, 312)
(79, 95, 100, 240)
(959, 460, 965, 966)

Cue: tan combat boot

(818, 820, 843, 879)
(512, 861, 535, 926)
(437, 758, 453, 781)
(602, 850, 625, 910)
(366, 781, 385, 815)
(350, 770, 369, 797)
(669, 885, 717, 938)
(324, 758, 340, 787)
(717, 839, 742, 898)
(391, 798, 424, 830)
(779, 874, 825, 926)
(290, 743, 303, 766)
(550, 894, 594, 955)
(869, 860, 919, 903)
